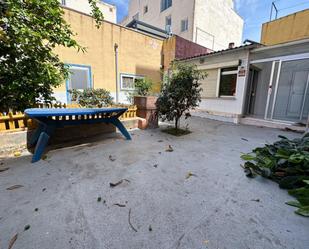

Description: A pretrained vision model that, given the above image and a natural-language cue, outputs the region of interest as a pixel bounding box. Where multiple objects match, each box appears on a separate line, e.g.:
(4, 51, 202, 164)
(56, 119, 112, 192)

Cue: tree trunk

(175, 117, 180, 130)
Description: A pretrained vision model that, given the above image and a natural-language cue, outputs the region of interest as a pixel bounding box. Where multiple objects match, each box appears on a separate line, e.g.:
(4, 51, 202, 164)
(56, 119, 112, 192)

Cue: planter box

(134, 96, 158, 129)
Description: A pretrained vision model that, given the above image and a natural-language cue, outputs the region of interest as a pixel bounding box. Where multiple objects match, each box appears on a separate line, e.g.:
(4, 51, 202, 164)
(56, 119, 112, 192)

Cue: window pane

(161, 0, 172, 11)
(122, 76, 135, 89)
(166, 16, 171, 26)
(181, 19, 188, 32)
(144, 5, 148, 14)
(70, 68, 89, 89)
(219, 74, 237, 96)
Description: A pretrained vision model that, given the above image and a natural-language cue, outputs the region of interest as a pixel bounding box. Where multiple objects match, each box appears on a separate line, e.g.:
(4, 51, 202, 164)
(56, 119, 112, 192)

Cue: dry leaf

(0, 167, 9, 173)
(113, 203, 126, 207)
(110, 179, 130, 188)
(166, 145, 174, 152)
(186, 172, 197, 179)
(8, 233, 18, 249)
(14, 151, 21, 157)
(6, 185, 24, 190)
(109, 155, 116, 161)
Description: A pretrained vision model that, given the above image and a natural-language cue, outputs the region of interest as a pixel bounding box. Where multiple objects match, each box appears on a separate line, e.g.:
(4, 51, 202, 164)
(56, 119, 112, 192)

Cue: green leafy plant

(286, 180, 309, 217)
(126, 78, 153, 103)
(241, 133, 309, 217)
(134, 78, 153, 96)
(0, 0, 103, 112)
(156, 63, 205, 133)
(69, 88, 113, 108)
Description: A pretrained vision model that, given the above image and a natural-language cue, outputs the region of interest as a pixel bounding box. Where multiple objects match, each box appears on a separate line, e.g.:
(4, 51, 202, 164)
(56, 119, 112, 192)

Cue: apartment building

(59, 0, 117, 23)
(121, 0, 243, 50)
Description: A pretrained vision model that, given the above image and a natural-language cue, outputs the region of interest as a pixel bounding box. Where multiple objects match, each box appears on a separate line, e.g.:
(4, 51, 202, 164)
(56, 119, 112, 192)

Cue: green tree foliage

(0, 0, 103, 112)
(156, 63, 205, 130)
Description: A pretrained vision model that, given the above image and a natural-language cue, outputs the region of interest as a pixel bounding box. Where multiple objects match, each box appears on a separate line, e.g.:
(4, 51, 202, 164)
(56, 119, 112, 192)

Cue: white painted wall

(121, 0, 243, 50)
(182, 49, 250, 123)
(60, 0, 117, 23)
(194, 0, 243, 50)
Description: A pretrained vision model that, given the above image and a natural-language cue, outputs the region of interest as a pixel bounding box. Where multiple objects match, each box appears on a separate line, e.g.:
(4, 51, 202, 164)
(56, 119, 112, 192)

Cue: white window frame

(68, 66, 91, 90)
(120, 74, 144, 91)
(218, 67, 239, 97)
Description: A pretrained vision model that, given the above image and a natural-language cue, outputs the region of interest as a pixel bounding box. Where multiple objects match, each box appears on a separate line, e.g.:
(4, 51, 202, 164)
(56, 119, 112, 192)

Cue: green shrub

(134, 78, 153, 96)
(69, 88, 113, 108)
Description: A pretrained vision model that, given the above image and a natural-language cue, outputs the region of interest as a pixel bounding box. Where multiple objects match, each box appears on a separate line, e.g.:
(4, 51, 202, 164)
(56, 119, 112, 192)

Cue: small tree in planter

(69, 88, 114, 108)
(156, 63, 205, 135)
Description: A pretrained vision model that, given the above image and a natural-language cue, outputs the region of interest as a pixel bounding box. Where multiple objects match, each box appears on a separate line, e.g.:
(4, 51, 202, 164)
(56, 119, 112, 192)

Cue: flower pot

(133, 96, 158, 129)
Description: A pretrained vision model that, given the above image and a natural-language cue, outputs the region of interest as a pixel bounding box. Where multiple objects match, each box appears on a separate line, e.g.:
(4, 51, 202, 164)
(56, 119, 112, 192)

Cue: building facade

(59, 0, 117, 23)
(180, 39, 309, 130)
(261, 9, 309, 46)
(54, 7, 163, 104)
(179, 44, 258, 123)
(121, 0, 243, 51)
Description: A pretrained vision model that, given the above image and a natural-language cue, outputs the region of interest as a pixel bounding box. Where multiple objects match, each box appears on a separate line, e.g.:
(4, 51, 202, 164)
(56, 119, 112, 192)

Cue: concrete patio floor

(0, 117, 308, 249)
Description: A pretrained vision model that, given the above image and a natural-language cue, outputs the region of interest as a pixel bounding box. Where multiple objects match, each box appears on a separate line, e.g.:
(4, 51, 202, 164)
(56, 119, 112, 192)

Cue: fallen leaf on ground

(203, 240, 209, 244)
(14, 151, 21, 157)
(97, 197, 102, 202)
(24, 225, 30, 231)
(241, 138, 249, 142)
(42, 188, 46, 192)
(110, 179, 130, 188)
(34, 208, 39, 212)
(0, 167, 9, 173)
(251, 199, 260, 202)
(42, 155, 48, 160)
(166, 145, 174, 152)
(109, 155, 116, 161)
(113, 203, 126, 207)
(149, 225, 153, 231)
(186, 172, 198, 179)
(158, 140, 163, 143)
(153, 164, 158, 168)
(6, 185, 24, 190)
(8, 234, 18, 249)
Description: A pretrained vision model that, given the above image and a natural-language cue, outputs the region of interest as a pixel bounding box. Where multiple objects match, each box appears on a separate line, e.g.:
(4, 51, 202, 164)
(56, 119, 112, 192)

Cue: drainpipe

(114, 43, 119, 104)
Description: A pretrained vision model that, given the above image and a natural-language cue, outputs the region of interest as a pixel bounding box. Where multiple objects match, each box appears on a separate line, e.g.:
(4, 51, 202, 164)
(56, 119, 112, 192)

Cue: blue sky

(104, 0, 309, 42)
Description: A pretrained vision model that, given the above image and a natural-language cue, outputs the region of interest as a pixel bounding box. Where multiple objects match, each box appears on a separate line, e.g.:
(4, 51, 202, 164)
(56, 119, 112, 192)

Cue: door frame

(249, 53, 309, 123)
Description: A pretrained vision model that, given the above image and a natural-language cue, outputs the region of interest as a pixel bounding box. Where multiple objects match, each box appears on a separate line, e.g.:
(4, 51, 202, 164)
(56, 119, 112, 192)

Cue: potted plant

(132, 78, 158, 128)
